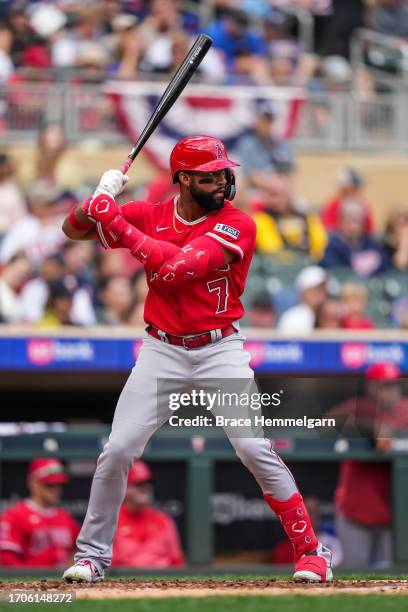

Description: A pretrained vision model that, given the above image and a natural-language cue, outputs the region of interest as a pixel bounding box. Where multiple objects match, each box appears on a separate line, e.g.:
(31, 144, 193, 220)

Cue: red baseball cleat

(293, 545, 333, 583)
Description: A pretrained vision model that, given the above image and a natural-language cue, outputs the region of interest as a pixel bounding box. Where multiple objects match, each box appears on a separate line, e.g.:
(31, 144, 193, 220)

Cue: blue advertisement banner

(1, 336, 407, 374)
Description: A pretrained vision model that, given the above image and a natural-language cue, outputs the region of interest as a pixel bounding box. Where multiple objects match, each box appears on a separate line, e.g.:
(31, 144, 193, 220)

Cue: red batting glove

(87, 194, 120, 226)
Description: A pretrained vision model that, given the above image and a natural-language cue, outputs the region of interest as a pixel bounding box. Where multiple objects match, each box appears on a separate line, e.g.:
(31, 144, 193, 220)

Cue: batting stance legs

(70, 334, 331, 581)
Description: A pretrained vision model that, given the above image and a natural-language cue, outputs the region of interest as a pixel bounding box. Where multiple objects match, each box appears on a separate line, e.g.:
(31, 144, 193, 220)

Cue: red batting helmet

(170, 136, 239, 182)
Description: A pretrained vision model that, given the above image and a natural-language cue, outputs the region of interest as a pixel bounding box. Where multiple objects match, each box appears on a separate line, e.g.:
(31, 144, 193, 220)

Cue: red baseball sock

(264, 492, 318, 561)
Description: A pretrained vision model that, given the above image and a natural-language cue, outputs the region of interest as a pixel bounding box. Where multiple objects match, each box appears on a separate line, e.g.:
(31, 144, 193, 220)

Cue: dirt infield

(1, 579, 408, 599)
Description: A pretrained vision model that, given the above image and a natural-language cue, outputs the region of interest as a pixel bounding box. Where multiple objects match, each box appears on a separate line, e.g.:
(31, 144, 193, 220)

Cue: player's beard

(189, 183, 225, 212)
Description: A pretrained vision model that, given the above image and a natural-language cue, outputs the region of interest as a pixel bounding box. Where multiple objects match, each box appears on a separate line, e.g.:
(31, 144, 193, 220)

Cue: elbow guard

(155, 237, 226, 286)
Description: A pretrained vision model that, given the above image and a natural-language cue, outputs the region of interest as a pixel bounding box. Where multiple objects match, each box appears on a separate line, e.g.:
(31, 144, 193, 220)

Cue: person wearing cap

(278, 265, 328, 334)
(321, 167, 375, 235)
(206, 8, 268, 68)
(320, 199, 387, 277)
(236, 99, 296, 182)
(328, 363, 408, 568)
(62, 135, 333, 584)
(246, 291, 277, 328)
(111, 461, 184, 568)
(0, 458, 79, 567)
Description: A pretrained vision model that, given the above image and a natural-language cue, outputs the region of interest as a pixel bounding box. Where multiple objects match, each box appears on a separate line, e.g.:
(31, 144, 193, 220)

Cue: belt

(147, 324, 236, 349)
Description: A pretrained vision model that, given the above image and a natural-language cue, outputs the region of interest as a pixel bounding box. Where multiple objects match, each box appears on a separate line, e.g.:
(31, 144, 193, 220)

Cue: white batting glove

(92, 170, 129, 201)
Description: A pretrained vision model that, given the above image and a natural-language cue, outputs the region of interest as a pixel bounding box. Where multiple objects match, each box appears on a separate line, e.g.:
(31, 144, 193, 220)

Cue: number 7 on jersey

(207, 277, 229, 313)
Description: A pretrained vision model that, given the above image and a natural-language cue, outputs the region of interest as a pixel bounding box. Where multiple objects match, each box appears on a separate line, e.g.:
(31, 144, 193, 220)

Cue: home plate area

(1, 579, 408, 599)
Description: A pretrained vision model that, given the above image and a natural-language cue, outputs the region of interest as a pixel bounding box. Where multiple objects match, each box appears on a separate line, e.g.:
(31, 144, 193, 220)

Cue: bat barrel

(121, 34, 213, 173)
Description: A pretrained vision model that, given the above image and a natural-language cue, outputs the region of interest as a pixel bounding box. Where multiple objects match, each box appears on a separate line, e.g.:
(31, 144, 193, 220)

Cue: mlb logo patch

(214, 223, 240, 239)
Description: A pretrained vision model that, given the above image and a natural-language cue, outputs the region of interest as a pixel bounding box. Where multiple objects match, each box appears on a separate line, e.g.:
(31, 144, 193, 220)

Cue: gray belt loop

(157, 329, 169, 343)
(210, 328, 222, 343)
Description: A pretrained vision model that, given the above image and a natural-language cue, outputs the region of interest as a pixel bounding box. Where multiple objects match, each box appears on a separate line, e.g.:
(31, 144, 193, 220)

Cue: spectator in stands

(6, 2, 36, 68)
(382, 207, 408, 271)
(237, 100, 296, 181)
(62, 240, 96, 325)
(112, 460, 184, 567)
(278, 265, 328, 334)
(329, 363, 408, 568)
(321, 168, 374, 235)
(51, 7, 105, 70)
(209, 0, 273, 20)
(36, 124, 66, 184)
(224, 45, 267, 84)
(392, 294, 408, 329)
(0, 251, 31, 324)
(264, 10, 317, 87)
(0, 458, 79, 567)
(252, 176, 327, 261)
(320, 199, 387, 276)
(36, 279, 75, 328)
(105, 13, 141, 79)
(0, 153, 27, 241)
(20, 254, 65, 323)
(0, 23, 14, 81)
(371, 0, 408, 39)
(340, 282, 375, 329)
(138, 0, 183, 69)
(0, 180, 65, 266)
(124, 267, 148, 326)
(314, 298, 341, 329)
(271, 495, 343, 567)
(206, 8, 268, 72)
(319, 56, 353, 92)
(144, 29, 226, 83)
(96, 274, 133, 325)
(246, 291, 277, 328)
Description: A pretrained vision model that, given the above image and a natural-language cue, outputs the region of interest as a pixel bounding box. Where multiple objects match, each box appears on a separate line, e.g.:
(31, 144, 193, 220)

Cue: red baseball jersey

(111, 505, 184, 567)
(98, 196, 257, 335)
(0, 500, 79, 566)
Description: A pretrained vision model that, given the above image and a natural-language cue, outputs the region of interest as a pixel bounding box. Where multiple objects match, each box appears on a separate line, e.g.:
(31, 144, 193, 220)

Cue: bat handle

(120, 156, 133, 175)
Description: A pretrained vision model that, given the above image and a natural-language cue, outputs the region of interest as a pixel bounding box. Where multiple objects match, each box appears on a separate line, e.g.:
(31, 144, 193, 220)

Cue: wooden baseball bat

(120, 33, 213, 175)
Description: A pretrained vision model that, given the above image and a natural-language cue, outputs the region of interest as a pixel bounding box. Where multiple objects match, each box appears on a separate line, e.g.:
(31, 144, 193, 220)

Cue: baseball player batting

(61, 136, 332, 583)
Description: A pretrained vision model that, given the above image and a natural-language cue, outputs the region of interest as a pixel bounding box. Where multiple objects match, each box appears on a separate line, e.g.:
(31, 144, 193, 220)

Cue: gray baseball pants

(336, 512, 392, 568)
(74, 333, 298, 570)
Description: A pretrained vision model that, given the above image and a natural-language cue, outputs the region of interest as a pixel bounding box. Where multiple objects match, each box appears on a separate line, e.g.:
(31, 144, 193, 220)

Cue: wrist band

(68, 206, 94, 231)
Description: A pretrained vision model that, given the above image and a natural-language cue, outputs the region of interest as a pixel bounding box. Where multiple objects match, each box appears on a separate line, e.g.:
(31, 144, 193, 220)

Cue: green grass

(1, 595, 408, 612)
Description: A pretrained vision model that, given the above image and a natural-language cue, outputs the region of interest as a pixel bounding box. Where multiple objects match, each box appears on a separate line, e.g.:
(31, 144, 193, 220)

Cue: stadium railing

(0, 81, 407, 151)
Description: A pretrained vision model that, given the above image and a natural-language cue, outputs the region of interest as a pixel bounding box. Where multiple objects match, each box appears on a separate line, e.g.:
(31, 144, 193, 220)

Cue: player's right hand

(92, 169, 129, 200)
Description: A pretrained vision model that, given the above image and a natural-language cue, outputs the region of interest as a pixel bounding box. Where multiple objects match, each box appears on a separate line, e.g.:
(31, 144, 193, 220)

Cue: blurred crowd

(0, 110, 407, 331)
(0, 1, 406, 332)
(0, 1, 400, 88)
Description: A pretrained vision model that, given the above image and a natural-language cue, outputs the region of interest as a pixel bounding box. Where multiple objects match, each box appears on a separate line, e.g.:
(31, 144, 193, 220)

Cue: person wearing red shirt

(340, 282, 375, 330)
(0, 458, 79, 567)
(329, 363, 408, 568)
(62, 135, 332, 584)
(112, 461, 184, 568)
(321, 167, 375, 235)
